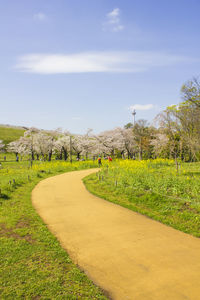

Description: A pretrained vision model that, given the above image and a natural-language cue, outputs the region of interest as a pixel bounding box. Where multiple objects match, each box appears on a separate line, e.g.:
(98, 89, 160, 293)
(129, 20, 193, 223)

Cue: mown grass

(0, 126, 25, 145)
(0, 159, 107, 299)
(83, 159, 200, 238)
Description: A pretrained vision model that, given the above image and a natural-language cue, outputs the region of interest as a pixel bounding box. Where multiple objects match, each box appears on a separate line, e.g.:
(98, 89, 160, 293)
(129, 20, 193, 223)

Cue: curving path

(32, 169, 200, 300)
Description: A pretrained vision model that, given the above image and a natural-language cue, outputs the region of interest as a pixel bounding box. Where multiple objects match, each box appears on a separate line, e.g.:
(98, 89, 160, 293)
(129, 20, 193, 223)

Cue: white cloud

(15, 51, 193, 74)
(108, 8, 120, 19)
(34, 12, 47, 21)
(104, 8, 124, 32)
(130, 104, 155, 111)
(112, 25, 124, 32)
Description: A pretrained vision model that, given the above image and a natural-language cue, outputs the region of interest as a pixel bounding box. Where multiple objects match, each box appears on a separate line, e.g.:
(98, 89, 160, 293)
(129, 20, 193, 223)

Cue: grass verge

(83, 168, 200, 238)
(0, 162, 107, 299)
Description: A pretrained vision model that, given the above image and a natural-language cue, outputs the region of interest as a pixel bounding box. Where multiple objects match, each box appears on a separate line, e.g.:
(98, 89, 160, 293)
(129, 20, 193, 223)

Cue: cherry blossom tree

(73, 130, 96, 160)
(96, 129, 119, 157)
(119, 128, 137, 159)
(54, 133, 71, 161)
(7, 137, 31, 158)
(150, 133, 169, 158)
(96, 128, 136, 159)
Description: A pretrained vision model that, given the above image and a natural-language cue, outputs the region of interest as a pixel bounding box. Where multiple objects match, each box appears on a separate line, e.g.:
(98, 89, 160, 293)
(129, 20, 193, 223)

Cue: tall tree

(133, 120, 152, 160)
(181, 77, 200, 108)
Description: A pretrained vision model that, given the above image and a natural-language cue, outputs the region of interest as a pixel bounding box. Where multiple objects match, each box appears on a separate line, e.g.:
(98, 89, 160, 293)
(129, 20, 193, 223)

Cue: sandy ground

(32, 169, 200, 300)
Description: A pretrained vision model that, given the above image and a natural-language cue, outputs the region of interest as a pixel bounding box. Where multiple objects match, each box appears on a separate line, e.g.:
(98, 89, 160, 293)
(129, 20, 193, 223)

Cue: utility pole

(132, 109, 136, 125)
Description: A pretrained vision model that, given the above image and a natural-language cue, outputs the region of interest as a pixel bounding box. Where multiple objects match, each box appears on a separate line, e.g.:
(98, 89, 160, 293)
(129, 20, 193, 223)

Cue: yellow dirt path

(32, 169, 200, 300)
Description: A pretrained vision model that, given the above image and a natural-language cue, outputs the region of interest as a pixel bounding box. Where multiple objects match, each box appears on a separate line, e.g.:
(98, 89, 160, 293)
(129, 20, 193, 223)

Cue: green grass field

(0, 125, 25, 145)
(1, 157, 200, 298)
(0, 158, 107, 299)
(83, 159, 200, 238)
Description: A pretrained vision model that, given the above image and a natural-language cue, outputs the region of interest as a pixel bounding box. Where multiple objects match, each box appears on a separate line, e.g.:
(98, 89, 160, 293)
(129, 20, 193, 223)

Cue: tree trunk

(60, 149, 63, 160)
(175, 153, 179, 173)
(31, 151, 35, 161)
(63, 148, 68, 161)
(139, 145, 143, 160)
(48, 150, 52, 161)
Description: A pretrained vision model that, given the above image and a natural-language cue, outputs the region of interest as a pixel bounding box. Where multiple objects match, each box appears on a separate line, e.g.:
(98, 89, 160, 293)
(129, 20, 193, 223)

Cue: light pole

(132, 109, 136, 125)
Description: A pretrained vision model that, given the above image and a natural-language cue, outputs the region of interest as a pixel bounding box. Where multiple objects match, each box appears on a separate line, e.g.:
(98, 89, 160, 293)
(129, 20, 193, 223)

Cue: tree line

(1, 77, 200, 162)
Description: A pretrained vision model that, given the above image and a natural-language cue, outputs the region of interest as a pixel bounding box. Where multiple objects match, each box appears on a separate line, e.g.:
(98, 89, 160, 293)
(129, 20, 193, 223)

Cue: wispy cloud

(33, 12, 47, 21)
(15, 51, 194, 74)
(103, 8, 124, 32)
(130, 104, 155, 111)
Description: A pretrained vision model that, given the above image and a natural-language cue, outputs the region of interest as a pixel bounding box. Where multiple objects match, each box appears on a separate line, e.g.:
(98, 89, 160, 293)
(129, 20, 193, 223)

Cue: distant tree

(7, 128, 60, 162)
(156, 106, 181, 165)
(119, 128, 137, 159)
(124, 122, 133, 129)
(96, 129, 119, 157)
(72, 135, 84, 160)
(7, 138, 29, 158)
(34, 132, 56, 161)
(73, 130, 96, 160)
(133, 120, 152, 160)
(24, 127, 40, 160)
(150, 133, 169, 158)
(181, 77, 200, 108)
(54, 135, 70, 161)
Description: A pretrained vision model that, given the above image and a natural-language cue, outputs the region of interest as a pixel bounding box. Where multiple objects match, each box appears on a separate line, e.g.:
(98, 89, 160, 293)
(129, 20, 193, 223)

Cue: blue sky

(1, 0, 200, 133)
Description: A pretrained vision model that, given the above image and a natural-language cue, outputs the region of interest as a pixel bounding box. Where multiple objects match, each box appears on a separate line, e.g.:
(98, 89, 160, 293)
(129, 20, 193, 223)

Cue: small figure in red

(98, 156, 102, 166)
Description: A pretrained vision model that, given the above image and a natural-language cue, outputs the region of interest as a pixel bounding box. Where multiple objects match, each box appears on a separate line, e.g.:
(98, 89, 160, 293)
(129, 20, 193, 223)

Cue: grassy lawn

(83, 159, 200, 238)
(0, 126, 25, 145)
(0, 158, 107, 299)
